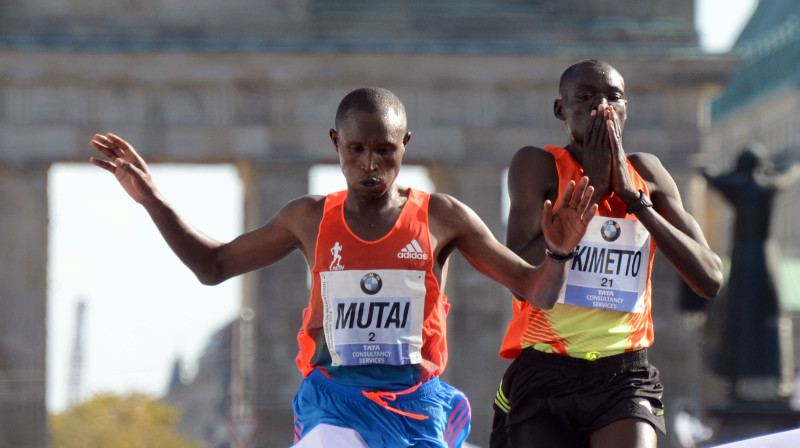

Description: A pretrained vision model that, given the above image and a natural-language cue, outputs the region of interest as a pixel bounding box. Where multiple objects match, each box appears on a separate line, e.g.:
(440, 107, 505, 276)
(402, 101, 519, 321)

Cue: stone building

(164, 320, 236, 448)
(0, 1, 738, 446)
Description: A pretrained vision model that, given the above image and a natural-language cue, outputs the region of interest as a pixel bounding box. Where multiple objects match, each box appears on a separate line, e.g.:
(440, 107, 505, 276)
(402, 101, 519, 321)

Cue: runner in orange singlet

(490, 60, 724, 448)
(89, 86, 598, 447)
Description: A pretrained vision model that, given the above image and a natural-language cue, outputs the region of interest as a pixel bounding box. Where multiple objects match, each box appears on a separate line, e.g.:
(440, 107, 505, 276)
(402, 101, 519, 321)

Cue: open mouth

(361, 178, 382, 188)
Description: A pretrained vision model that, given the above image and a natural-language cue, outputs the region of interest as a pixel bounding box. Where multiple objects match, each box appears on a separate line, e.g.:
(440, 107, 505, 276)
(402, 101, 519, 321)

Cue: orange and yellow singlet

(499, 146, 657, 361)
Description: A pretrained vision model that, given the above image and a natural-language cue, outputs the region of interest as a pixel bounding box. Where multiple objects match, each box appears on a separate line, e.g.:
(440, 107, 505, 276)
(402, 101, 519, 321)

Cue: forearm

(462, 238, 567, 310)
(142, 195, 226, 285)
(517, 255, 570, 310)
(507, 235, 548, 266)
(635, 207, 723, 298)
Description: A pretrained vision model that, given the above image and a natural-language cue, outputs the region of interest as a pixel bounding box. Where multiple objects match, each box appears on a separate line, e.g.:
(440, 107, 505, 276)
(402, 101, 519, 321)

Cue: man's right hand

(90, 133, 159, 205)
(541, 176, 597, 256)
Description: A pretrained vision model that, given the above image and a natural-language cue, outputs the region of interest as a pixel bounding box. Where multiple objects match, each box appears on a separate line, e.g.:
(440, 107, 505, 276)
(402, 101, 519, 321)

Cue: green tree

(49, 392, 202, 448)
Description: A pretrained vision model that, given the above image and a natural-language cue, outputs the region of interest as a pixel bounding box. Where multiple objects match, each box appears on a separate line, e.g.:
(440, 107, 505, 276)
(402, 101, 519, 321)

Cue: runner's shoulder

(510, 145, 558, 176)
(276, 194, 326, 228)
(508, 145, 559, 195)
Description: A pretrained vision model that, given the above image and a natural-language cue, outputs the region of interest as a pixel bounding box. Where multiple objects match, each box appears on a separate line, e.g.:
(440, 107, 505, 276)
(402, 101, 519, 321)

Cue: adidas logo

(397, 239, 428, 260)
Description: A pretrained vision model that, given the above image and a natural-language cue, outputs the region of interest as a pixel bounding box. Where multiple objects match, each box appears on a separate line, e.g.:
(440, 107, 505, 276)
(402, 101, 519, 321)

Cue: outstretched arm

(431, 176, 596, 310)
(90, 133, 310, 285)
(771, 162, 800, 190)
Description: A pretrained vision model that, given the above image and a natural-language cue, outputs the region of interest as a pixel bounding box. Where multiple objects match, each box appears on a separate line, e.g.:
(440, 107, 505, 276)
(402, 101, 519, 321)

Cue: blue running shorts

(293, 369, 471, 447)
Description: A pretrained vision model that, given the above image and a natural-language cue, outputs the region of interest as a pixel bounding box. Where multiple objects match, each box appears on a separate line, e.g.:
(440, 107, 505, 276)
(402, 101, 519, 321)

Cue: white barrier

(292, 424, 369, 448)
(710, 428, 800, 447)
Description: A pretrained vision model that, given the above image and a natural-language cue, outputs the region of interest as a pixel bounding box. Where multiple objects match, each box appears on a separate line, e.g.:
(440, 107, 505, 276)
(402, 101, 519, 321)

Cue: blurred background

(3, 0, 800, 447)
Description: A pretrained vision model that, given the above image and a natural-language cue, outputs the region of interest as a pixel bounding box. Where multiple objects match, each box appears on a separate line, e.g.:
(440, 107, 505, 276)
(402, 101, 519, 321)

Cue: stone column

(0, 165, 48, 448)
(428, 162, 511, 444)
(238, 161, 311, 447)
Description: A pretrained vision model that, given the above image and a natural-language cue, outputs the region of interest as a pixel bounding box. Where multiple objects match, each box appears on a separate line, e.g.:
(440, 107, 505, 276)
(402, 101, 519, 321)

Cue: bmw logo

(360, 273, 382, 295)
(600, 220, 621, 242)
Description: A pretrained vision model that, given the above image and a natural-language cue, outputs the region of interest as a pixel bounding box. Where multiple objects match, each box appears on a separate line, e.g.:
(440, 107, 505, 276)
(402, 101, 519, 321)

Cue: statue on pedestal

(702, 142, 800, 402)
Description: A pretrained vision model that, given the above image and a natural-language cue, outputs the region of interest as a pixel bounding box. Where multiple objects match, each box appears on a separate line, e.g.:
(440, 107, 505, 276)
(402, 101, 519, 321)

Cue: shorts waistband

(306, 369, 440, 403)
(520, 348, 650, 376)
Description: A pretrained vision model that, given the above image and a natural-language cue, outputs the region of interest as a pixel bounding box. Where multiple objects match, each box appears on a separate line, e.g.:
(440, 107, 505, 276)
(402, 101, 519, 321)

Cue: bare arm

(431, 175, 596, 310)
(602, 107, 723, 298)
(89, 133, 315, 285)
(629, 154, 723, 298)
(505, 146, 560, 265)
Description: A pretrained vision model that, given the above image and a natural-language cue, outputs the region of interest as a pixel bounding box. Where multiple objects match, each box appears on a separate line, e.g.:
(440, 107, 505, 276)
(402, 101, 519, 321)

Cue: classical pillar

(428, 162, 511, 444)
(238, 161, 311, 447)
(0, 165, 48, 448)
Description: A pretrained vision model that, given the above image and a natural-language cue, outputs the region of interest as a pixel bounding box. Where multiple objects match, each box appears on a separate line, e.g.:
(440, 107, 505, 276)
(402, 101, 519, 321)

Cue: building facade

(705, 0, 800, 259)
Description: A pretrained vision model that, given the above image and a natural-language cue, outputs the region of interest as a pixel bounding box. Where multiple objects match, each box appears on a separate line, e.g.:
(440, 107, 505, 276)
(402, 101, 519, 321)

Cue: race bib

(558, 216, 651, 313)
(320, 269, 426, 366)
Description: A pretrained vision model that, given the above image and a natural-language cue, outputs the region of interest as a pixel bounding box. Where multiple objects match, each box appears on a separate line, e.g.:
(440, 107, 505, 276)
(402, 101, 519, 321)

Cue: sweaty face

(331, 109, 409, 199)
(555, 63, 627, 146)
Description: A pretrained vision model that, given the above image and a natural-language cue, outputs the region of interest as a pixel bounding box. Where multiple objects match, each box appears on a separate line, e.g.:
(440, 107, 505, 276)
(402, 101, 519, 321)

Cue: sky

(47, 164, 245, 411)
(46, 0, 759, 413)
(696, 0, 759, 52)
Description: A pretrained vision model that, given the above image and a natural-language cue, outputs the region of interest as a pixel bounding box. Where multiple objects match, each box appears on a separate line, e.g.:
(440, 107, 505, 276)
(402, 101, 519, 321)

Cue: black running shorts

(490, 348, 665, 448)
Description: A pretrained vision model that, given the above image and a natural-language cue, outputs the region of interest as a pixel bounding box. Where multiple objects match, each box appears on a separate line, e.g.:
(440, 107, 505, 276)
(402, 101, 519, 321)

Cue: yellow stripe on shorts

(494, 380, 510, 413)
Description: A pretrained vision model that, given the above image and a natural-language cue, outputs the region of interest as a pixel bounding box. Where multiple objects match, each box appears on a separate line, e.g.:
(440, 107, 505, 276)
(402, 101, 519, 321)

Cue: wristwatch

(625, 190, 653, 215)
(545, 247, 577, 263)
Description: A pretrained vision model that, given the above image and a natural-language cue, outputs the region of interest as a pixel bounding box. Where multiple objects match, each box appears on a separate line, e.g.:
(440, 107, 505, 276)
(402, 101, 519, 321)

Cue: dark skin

(505, 61, 724, 447)
(89, 104, 597, 312)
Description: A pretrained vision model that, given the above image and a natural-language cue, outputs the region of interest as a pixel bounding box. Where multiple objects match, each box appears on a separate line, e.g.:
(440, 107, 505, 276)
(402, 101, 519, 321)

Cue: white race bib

(320, 269, 426, 366)
(558, 216, 651, 313)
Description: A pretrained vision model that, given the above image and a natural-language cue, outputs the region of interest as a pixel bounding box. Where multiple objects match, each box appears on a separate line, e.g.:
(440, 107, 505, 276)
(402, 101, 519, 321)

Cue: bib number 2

(321, 269, 426, 366)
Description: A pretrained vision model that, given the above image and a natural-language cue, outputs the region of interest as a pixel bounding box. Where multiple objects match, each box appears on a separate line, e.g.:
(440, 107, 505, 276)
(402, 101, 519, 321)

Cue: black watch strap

(626, 190, 653, 215)
(546, 247, 576, 263)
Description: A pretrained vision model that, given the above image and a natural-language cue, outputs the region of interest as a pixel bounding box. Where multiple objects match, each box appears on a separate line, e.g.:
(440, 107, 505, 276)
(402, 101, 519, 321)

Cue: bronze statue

(702, 142, 800, 401)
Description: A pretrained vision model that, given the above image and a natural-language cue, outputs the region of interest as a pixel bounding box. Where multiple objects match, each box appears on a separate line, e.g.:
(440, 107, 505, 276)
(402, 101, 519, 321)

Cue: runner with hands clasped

(491, 60, 723, 448)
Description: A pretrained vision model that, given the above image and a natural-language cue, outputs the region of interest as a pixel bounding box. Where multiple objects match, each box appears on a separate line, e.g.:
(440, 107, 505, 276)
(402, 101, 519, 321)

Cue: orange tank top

(499, 145, 657, 360)
(295, 188, 450, 389)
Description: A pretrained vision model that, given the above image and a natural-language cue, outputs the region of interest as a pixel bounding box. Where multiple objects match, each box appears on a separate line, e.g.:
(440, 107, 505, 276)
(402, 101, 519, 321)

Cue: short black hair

(558, 59, 619, 97)
(334, 87, 407, 133)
